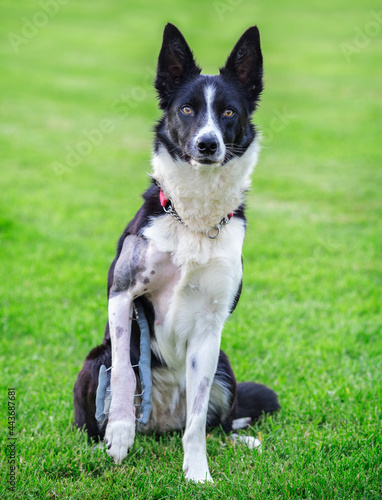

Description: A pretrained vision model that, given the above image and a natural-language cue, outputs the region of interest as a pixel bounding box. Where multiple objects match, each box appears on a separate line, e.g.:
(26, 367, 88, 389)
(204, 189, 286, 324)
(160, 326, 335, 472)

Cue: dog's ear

(220, 26, 263, 106)
(155, 23, 201, 108)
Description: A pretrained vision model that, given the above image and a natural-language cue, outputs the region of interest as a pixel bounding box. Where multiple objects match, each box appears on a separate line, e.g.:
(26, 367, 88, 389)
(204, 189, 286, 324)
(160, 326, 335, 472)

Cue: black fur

(155, 23, 202, 109)
(220, 26, 263, 109)
(236, 382, 281, 425)
(154, 74, 257, 165)
(154, 23, 262, 166)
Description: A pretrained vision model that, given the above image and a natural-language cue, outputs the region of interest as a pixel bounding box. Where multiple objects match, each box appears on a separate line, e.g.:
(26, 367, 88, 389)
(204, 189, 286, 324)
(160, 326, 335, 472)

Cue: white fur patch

(151, 136, 260, 233)
(238, 435, 262, 451)
(232, 416, 252, 430)
(105, 420, 135, 464)
(139, 367, 187, 433)
(192, 85, 225, 164)
(229, 433, 262, 452)
(143, 217, 245, 368)
(183, 451, 213, 483)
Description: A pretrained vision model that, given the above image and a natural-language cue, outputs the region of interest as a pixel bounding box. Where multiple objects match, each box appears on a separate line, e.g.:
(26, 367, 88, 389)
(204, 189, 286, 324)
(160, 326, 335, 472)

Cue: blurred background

(0, 0, 381, 496)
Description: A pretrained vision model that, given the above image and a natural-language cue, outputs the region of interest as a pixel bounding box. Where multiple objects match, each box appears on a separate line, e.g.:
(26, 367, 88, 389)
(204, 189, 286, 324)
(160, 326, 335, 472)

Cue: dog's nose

(197, 135, 219, 155)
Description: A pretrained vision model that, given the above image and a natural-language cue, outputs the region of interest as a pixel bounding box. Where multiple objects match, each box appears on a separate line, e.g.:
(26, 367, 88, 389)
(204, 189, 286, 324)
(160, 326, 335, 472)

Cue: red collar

(159, 189, 169, 208)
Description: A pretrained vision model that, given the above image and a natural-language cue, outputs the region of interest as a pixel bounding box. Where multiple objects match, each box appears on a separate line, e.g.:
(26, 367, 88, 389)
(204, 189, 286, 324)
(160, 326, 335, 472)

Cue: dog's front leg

(104, 290, 136, 463)
(104, 235, 155, 463)
(182, 330, 222, 483)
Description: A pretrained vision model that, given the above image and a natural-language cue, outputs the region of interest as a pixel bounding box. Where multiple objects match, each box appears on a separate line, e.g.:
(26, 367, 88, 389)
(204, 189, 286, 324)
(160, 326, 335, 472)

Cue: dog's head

(154, 23, 263, 168)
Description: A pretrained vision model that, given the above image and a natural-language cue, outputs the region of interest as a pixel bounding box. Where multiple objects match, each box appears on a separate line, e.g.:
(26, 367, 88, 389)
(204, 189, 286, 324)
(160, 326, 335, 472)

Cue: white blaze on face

(193, 84, 225, 164)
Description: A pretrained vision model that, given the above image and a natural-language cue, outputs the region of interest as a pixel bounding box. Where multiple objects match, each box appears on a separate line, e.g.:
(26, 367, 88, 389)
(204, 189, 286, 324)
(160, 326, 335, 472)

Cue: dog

(74, 23, 280, 483)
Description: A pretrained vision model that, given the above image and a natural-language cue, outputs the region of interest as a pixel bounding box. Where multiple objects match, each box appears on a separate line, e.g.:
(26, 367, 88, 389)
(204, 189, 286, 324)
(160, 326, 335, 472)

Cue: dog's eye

(181, 106, 193, 115)
(224, 109, 234, 117)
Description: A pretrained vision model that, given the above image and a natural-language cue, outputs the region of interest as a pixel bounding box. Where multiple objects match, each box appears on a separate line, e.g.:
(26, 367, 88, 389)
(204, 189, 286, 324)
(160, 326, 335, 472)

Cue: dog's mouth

(182, 153, 223, 168)
(191, 157, 221, 167)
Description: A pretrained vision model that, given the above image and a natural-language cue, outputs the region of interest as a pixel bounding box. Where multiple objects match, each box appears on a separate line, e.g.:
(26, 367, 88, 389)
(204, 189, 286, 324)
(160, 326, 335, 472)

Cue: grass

(0, 0, 381, 498)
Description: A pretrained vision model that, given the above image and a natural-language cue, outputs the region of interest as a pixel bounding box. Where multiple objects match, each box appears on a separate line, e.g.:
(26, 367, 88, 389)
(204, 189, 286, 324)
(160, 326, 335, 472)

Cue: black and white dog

(74, 23, 279, 483)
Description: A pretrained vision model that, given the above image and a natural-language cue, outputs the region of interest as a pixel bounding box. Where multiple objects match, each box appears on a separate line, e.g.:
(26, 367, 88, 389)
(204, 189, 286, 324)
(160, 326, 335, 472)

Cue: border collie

(74, 23, 279, 483)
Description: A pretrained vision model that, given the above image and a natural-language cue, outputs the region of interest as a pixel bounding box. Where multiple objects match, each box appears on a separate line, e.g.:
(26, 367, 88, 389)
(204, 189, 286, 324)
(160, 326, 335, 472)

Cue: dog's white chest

(143, 215, 246, 368)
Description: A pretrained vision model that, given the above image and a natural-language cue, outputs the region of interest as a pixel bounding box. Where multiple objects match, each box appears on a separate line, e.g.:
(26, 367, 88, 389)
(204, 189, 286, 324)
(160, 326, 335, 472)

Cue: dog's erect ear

(155, 23, 201, 108)
(220, 26, 263, 105)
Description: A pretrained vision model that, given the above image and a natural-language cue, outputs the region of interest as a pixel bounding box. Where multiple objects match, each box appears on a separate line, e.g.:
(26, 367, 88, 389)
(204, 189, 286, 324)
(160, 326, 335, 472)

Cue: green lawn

(1, 0, 381, 498)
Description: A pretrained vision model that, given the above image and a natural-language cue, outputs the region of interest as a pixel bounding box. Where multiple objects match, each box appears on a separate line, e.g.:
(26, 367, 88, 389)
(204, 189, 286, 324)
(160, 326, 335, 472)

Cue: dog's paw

(183, 454, 213, 483)
(104, 420, 135, 464)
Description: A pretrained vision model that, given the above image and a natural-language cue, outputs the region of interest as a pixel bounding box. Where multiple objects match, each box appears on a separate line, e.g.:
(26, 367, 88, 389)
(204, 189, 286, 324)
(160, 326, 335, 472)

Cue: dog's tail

(232, 381, 280, 430)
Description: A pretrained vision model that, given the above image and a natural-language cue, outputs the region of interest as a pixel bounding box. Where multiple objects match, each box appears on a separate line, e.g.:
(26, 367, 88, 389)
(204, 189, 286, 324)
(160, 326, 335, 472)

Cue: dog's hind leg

(73, 338, 111, 440)
(206, 350, 237, 432)
(206, 353, 280, 433)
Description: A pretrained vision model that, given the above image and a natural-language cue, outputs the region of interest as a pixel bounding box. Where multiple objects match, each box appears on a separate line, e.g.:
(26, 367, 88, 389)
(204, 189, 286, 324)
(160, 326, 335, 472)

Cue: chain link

(162, 199, 231, 239)
(163, 201, 188, 227)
